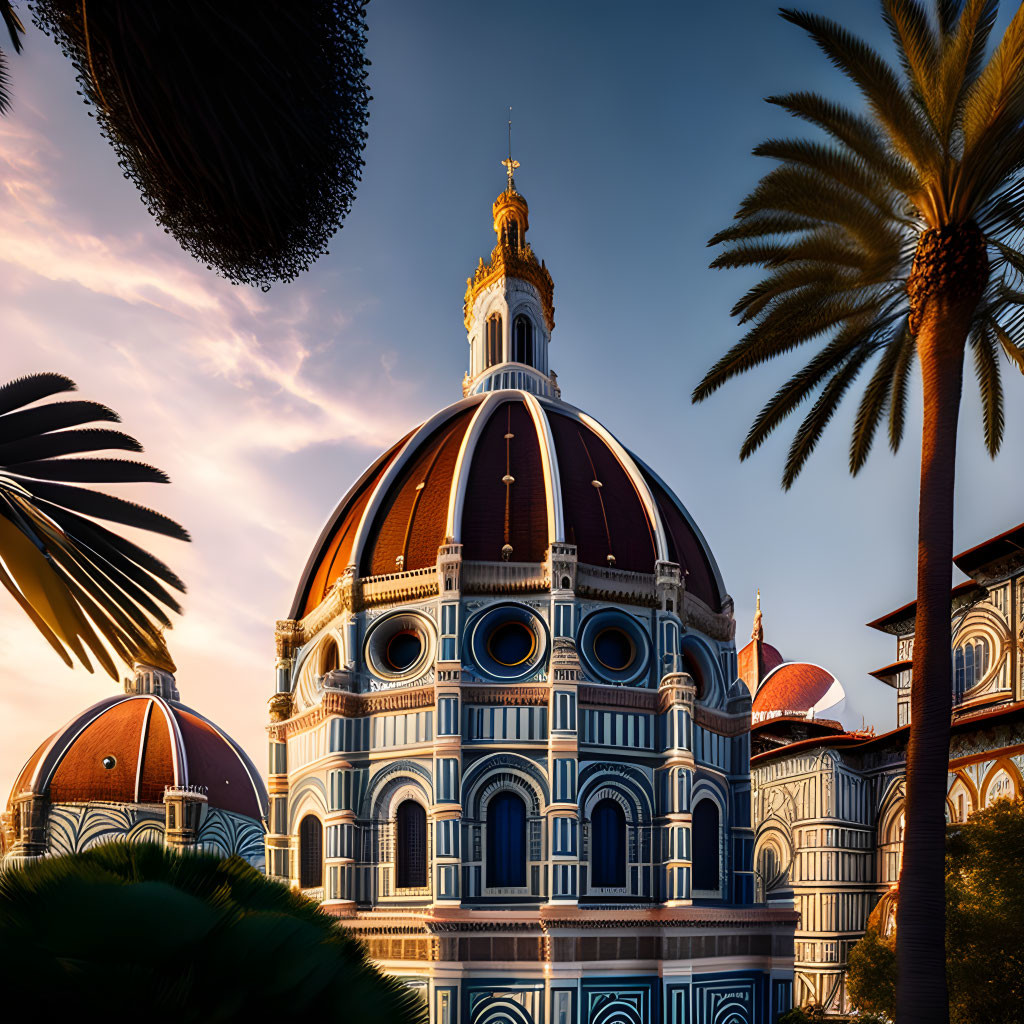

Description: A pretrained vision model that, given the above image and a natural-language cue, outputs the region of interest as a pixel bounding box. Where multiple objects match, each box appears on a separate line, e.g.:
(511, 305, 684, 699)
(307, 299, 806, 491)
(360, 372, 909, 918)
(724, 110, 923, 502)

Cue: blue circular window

(467, 603, 547, 681)
(578, 609, 650, 686)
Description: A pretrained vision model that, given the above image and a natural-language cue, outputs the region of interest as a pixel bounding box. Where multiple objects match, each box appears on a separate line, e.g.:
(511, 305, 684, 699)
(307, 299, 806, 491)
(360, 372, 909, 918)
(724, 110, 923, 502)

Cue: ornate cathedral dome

(10, 693, 266, 820)
(3, 666, 267, 867)
(292, 392, 724, 619)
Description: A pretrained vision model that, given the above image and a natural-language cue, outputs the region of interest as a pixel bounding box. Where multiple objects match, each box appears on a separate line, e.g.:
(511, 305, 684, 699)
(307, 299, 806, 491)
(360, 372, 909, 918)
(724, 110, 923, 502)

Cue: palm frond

(887, 321, 916, 451)
(970, 323, 1005, 455)
(0, 373, 188, 678)
(779, 9, 940, 175)
(782, 346, 875, 489)
(882, 0, 940, 119)
(766, 92, 919, 191)
(990, 319, 1024, 375)
(849, 328, 910, 473)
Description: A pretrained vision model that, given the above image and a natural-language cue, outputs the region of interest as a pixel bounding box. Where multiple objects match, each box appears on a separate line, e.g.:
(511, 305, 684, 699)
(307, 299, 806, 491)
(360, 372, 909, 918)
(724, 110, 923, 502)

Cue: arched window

(485, 315, 503, 369)
(505, 219, 520, 250)
(512, 315, 533, 367)
(591, 798, 626, 888)
(298, 814, 323, 889)
(487, 791, 526, 888)
(692, 799, 720, 893)
(954, 636, 989, 702)
(320, 638, 339, 674)
(396, 800, 428, 888)
(986, 769, 1014, 807)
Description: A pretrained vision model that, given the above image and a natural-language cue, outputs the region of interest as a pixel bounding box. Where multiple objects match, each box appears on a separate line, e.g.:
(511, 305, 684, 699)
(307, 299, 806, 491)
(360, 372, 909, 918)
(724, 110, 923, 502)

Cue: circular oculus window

(593, 627, 637, 672)
(364, 612, 435, 682)
(486, 620, 537, 667)
(466, 603, 548, 682)
(385, 629, 423, 672)
(577, 609, 651, 686)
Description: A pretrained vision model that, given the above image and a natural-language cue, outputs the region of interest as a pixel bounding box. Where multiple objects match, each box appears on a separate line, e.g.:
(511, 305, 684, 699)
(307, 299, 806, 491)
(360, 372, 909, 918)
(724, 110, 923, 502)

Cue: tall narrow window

(512, 315, 533, 367)
(692, 799, 720, 893)
(954, 636, 989, 702)
(505, 220, 520, 250)
(485, 315, 503, 368)
(396, 800, 428, 888)
(321, 638, 339, 674)
(487, 791, 526, 888)
(591, 798, 626, 888)
(299, 814, 323, 888)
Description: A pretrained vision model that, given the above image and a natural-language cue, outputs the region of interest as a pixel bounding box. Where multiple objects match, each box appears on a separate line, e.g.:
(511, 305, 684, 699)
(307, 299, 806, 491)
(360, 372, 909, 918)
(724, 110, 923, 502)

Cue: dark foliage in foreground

(30, 1, 372, 289)
(0, 373, 187, 677)
(0, 843, 426, 1023)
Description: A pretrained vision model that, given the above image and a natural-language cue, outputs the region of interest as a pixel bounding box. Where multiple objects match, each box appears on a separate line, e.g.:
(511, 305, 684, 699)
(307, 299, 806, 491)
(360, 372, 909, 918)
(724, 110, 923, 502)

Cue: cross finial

(501, 106, 520, 189)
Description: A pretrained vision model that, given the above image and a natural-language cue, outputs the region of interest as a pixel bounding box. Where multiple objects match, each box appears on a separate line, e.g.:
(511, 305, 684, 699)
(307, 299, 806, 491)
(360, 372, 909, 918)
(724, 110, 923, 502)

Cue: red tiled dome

(752, 663, 843, 716)
(738, 638, 785, 693)
(9, 695, 266, 820)
(293, 392, 725, 617)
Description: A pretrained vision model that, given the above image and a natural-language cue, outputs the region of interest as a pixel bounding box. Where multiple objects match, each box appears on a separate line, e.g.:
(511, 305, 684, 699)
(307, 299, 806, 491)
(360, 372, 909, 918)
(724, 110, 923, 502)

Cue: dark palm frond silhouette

(0, 373, 188, 678)
(693, 3, 1024, 1022)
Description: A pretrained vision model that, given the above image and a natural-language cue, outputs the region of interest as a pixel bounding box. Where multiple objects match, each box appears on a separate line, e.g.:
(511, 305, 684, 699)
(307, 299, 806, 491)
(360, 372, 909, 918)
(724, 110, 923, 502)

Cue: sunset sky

(2, 0, 1023, 791)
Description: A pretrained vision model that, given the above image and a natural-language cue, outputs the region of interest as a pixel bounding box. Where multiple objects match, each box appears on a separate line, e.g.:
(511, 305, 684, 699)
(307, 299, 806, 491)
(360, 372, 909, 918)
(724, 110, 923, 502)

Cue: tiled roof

(10, 695, 266, 820)
(290, 392, 726, 617)
(752, 662, 838, 715)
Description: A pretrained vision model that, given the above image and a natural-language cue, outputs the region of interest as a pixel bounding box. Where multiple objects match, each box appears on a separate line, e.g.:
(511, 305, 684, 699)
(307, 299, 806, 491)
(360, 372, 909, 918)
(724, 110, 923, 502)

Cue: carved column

(657, 672, 696, 905)
(546, 638, 582, 904)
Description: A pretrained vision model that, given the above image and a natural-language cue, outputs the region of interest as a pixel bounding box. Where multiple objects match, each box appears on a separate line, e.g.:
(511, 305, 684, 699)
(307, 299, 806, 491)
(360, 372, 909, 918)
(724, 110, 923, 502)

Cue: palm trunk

(895, 307, 967, 1024)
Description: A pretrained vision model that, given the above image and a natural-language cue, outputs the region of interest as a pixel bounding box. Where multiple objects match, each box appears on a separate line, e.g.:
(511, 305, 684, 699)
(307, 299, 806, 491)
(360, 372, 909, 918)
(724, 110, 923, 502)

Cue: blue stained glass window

(487, 792, 526, 887)
(591, 798, 626, 887)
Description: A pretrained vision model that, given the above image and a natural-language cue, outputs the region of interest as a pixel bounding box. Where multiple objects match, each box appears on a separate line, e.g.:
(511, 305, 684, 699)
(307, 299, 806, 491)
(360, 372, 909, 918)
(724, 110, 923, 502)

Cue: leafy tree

(945, 797, 1024, 1023)
(0, 842, 426, 1023)
(0, 373, 188, 677)
(694, 4, 1024, 1021)
(847, 925, 897, 1019)
(846, 798, 1024, 1024)
(2, 2, 371, 288)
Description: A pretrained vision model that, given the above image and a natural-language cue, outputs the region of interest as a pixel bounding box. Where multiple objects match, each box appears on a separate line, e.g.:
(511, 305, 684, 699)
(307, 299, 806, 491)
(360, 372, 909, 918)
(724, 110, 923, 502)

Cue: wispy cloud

(0, 108, 416, 785)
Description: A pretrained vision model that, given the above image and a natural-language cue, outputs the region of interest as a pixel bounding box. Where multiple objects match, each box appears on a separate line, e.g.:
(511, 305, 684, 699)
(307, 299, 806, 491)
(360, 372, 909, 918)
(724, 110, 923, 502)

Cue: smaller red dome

(9, 695, 266, 821)
(753, 663, 844, 718)
(737, 638, 784, 693)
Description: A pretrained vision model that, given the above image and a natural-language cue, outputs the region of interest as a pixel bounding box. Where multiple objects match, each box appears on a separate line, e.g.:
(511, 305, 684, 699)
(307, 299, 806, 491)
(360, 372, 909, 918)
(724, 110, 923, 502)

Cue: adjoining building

(1, 663, 268, 869)
(265, 161, 797, 1024)
(749, 524, 1024, 1012)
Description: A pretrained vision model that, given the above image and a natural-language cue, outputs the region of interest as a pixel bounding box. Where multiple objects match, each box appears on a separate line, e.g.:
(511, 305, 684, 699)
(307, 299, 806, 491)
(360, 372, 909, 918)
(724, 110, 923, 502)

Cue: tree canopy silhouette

(6, 1, 371, 289)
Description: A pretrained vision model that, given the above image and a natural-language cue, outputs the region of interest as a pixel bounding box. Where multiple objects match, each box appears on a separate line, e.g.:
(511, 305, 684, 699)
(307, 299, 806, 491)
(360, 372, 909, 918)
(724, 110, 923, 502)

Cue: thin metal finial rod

(501, 105, 520, 189)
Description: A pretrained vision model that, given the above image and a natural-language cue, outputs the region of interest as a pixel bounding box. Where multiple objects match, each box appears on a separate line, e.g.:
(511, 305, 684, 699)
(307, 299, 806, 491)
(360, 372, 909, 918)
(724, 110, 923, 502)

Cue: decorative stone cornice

(580, 685, 658, 712)
(694, 704, 753, 738)
(268, 684, 437, 737)
(461, 685, 549, 706)
(682, 592, 735, 642)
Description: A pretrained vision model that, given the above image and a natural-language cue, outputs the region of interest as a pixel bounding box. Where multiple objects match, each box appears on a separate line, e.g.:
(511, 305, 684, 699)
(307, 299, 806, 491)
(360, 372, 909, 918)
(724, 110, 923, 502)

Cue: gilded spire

(751, 588, 763, 643)
(501, 107, 520, 191)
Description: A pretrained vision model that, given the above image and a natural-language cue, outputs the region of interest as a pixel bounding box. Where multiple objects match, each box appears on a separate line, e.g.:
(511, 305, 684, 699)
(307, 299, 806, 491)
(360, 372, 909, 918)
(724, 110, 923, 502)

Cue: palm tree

(0, 372, 188, 678)
(0, 842, 426, 1022)
(693, 3, 1024, 1022)
(2, 2, 371, 289)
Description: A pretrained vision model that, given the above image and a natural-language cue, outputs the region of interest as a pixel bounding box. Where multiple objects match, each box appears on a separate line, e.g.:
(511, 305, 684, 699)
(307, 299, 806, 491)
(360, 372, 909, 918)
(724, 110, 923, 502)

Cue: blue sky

(1, 1, 1022, 784)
